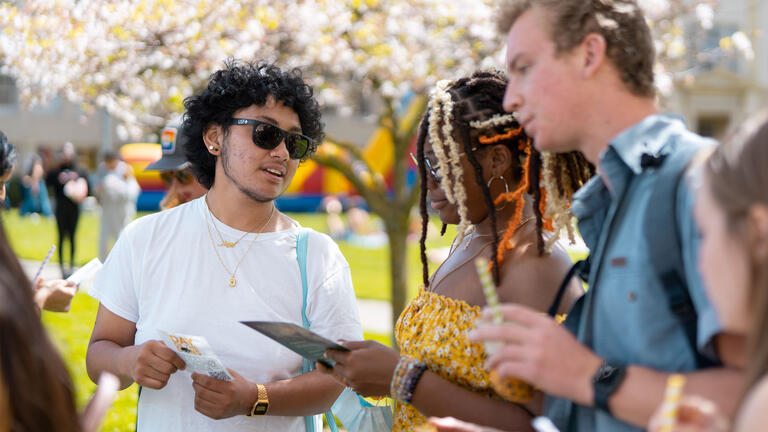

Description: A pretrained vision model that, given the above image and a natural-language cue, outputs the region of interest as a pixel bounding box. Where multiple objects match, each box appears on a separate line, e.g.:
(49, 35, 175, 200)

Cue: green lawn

(3, 209, 456, 301)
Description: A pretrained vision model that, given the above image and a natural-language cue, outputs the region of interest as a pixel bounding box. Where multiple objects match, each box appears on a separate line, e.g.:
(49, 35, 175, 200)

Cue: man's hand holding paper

(159, 331, 233, 381)
(191, 369, 256, 420)
(127, 340, 186, 390)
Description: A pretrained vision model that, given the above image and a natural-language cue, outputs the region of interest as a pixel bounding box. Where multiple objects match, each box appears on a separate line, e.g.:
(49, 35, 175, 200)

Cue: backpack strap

(296, 229, 340, 432)
(643, 141, 717, 368)
(547, 257, 590, 318)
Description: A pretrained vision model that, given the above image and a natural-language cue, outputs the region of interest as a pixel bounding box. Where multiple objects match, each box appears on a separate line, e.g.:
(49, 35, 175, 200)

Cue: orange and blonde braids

(540, 151, 595, 251)
(427, 79, 474, 242)
(415, 69, 595, 288)
(493, 139, 532, 266)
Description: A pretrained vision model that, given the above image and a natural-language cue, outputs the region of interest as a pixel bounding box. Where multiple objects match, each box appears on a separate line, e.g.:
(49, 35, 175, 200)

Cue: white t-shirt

(90, 196, 363, 432)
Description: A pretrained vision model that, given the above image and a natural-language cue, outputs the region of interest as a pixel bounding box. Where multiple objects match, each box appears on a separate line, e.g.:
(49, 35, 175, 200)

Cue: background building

(667, 0, 767, 139)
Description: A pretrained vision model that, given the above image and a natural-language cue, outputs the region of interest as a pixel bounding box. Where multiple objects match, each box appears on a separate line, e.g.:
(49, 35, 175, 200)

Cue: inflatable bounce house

(119, 143, 165, 211)
(118, 94, 424, 213)
(276, 94, 424, 212)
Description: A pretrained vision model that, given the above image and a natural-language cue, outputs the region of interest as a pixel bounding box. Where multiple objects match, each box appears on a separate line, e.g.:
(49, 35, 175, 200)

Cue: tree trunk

(384, 214, 409, 349)
(312, 97, 425, 348)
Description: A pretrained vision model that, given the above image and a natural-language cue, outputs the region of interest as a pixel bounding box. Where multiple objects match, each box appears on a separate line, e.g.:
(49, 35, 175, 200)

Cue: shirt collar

(603, 113, 687, 175)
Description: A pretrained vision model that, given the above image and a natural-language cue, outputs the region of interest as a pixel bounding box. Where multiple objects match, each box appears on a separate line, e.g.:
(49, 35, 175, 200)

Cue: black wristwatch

(592, 360, 627, 414)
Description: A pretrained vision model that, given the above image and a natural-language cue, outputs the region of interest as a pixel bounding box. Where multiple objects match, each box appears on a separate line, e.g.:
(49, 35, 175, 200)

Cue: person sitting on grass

(20, 154, 53, 218)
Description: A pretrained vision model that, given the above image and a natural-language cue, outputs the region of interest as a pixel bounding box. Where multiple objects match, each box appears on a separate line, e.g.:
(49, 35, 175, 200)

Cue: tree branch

(321, 135, 388, 195)
(311, 152, 388, 216)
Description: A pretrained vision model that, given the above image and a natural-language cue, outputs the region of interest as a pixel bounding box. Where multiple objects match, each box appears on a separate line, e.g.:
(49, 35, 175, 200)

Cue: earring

(487, 175, 509, 211)
(208, 145, 214, 150)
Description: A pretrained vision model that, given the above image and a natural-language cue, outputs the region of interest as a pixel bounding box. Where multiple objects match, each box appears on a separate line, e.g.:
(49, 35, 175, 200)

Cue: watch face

(595, 364, 617, 382)
(254, 404, 268, 415)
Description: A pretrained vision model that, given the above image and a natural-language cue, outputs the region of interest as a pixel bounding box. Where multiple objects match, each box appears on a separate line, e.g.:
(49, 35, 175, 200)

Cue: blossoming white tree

(0, 0, 752, 335)
(0, 0, 507, 335)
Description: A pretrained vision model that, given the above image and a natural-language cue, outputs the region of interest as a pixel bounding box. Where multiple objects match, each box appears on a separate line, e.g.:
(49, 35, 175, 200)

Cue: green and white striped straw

(475, 257, 503, 324)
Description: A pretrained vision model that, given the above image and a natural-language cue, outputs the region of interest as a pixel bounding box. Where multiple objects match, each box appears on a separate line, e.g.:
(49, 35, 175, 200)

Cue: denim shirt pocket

(593, 249, 696, 371)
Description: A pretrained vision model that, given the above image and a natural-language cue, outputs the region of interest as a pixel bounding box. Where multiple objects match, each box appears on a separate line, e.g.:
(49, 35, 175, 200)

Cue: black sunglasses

(229, 118, 312, 160)
(160, 169, 194, 186)
(410, 152, 442, 183)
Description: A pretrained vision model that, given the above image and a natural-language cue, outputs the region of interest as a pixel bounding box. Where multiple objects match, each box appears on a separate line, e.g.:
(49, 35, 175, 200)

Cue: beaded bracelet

(390, 356, 410, 399)
(390, 356, 427, 404)
(400, 360, 427, 403)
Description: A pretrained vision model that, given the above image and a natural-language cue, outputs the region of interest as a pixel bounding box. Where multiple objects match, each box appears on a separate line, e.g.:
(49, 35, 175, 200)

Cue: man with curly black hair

(86, 60, 363, 432)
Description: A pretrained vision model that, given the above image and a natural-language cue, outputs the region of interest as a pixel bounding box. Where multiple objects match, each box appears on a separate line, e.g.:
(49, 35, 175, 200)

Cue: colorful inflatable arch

(276, 95, 424, 212)
(119, 143, 166, 211)
(117, 95, 425, 213)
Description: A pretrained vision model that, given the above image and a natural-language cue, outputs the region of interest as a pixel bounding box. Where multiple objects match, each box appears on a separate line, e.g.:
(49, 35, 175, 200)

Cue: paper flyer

(159, 330, 233, 381)
(66, 258, 103, 285)
(241, 321, 349, 368)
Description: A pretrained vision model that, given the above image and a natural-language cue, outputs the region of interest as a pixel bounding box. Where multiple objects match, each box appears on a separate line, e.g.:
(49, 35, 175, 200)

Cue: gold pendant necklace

(208, 207, 259, 248)
(204, 196, 275, 287)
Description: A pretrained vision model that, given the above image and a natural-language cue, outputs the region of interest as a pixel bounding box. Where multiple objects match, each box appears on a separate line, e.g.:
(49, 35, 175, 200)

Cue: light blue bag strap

(296, 228, 339, 432)
(297, 228, 311, 329)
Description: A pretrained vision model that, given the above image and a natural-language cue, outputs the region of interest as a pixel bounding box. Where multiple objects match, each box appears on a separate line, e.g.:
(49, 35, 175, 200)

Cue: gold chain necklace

(430, 216, 537, 292)
(429, 239, 494, 293)
(463, 216, 536, 250)
(209, 207, 259, 248)
(204, 198, 275, 287)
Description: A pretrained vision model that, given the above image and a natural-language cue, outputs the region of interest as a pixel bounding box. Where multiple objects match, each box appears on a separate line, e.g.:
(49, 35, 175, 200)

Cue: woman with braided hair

(320, 71, 594, 431)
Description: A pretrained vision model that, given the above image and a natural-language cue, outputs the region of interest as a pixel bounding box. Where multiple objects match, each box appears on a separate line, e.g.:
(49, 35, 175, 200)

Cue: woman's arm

(323, 341, 536, 431)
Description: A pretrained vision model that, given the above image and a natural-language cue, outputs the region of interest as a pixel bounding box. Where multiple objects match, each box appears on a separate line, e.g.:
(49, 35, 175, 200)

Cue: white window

(0, 74, 18, 107)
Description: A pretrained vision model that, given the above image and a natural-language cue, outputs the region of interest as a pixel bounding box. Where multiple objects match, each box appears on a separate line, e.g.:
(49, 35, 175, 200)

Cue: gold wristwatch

(247, 384, 269, 416)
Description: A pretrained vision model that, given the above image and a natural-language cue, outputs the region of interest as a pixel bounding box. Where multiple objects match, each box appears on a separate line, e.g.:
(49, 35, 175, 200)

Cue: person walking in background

(46, 142, 89, 278)
(646, 111, 768, 432)
(145, 118, 207, 210)
(20, 153, 53, 218)
(468, 1, 745, 431)
(95, 151, 140, 260)
(1, 131, 79, 315)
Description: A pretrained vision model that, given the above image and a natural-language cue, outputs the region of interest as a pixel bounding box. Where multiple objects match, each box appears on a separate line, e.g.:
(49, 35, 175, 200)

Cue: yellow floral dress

(393, 287, 531, 431)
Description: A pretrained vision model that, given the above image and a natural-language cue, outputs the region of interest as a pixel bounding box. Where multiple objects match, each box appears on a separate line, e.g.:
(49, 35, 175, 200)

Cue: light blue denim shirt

(546, 114, 720, 431)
